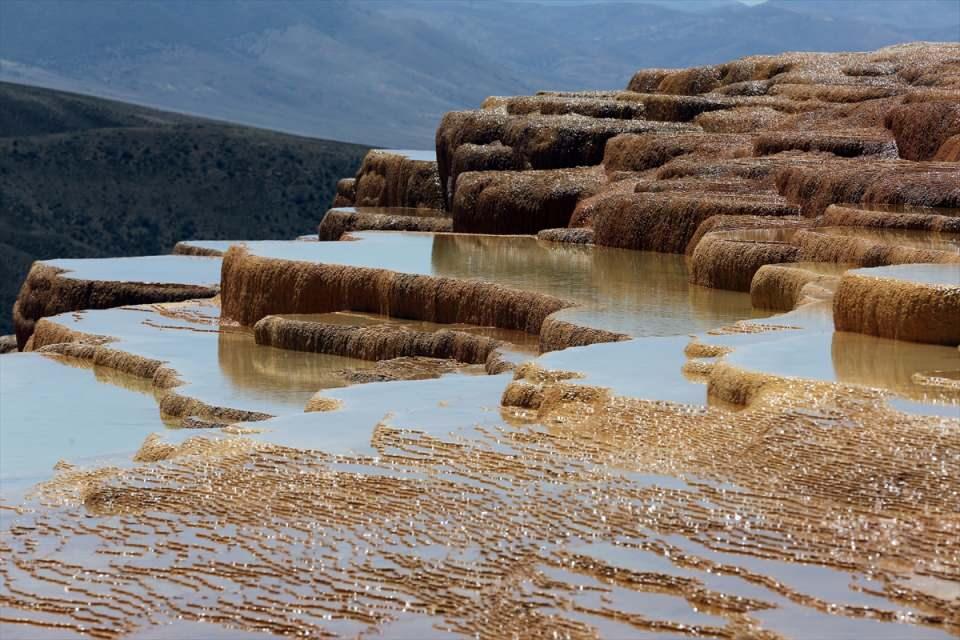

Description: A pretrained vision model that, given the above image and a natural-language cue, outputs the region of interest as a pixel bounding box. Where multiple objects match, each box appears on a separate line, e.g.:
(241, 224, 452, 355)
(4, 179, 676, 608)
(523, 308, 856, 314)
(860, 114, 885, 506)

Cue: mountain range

(2, 0, 956, 147)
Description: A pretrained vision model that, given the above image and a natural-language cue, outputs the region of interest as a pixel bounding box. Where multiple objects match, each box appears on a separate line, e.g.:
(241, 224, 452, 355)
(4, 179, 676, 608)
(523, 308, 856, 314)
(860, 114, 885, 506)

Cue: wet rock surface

(0, 334, 16, 354)
(3, 42, 960, 639)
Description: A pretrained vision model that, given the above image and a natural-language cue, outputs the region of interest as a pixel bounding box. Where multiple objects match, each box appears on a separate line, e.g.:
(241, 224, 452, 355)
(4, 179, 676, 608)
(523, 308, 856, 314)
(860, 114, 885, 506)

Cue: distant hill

(0, 82, 369, 334)
(0, 0, 955, 147)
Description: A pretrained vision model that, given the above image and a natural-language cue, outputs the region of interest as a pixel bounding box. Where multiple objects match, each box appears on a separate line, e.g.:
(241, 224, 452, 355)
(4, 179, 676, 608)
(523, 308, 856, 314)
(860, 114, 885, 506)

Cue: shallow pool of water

(848, 262, 960, 286)
(698, 302, 960, 414)
(0, 353, 168, 494)
(43, 255, 221, 285)
(240, 232, 768, 336)
(42, 300, 379, 418)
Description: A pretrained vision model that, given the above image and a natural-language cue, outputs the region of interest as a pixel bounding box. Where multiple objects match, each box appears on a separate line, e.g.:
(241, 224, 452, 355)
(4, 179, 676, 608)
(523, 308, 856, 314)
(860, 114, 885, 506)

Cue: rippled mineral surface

(3, 232, 958, 639)
(5, 42, 960, 640)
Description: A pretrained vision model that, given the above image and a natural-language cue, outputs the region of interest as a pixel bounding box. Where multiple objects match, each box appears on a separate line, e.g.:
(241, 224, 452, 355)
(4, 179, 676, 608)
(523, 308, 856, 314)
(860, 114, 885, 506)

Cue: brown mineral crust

(624, 44, 960, 101)
(568, 176, 643, 228)
(253, 316, 505, 365)
(770, 95, 904, 134)
(502, 114, 698, 171)
(483, 348, 519, 375)
(6, 349, 960, 637)
(488, 95, 646, 120)
(591, 191, 799, 254)
(13, 263, 218, 349)
(436, 110, 696, 207)
(934, 134, 960, 161)
(793, 228, 960, 267)
(603, 132, 753, 173)
(220, 246, 574, 334)
(833, 272, 960, 346)
(625, 68, 672, 93)
(352, 150, 443, 210)
(861, 165, 960, 210)
(655, 152, 824, 183)
(436, 110, 511, 208)
(317, 208, 452, 241)
(754, 129, 898, 158)
(685, 214, 811, 256)
(694, 106, 789, 133)
(158, 391, 273, 423)
(451, 142, 520, 178)
(304, 395, 342, 412)
(689, 232, 801, 291)
(171, 242, 225, 257)
(769, 83, 904, 103)
(537, 316, 630, 353)
(452, 167, 603, 235)
(612, 93, 731, 121)
(774, 161, 960, 216)
(821, 203, 960, 234)
(332, 177, 357, 207)
(750, 264, 841, 311)
(884, 102, 960, 161)
(536, 228, 594, 245)
(335, 356, 475, 384)
(656, 65, 725, 95)
(841, 61, 898, 77)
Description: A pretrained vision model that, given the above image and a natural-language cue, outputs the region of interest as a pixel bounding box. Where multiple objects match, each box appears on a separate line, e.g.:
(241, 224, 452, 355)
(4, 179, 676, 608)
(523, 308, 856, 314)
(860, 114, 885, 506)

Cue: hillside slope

(0, 82, 369, 333)
(1, 0, 955, 147)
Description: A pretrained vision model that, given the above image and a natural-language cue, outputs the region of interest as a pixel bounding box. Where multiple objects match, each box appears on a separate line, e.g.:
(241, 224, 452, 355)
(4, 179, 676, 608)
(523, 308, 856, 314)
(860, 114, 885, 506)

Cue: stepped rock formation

(317, 207, 451, 241)
(254, 316, 505, 366)
(13, 258, 219, 349)
(347, 149, 444, 210)
(4, 43, 960, 639)
(220, 246, 573, 337)
(833, 265, 960, 345)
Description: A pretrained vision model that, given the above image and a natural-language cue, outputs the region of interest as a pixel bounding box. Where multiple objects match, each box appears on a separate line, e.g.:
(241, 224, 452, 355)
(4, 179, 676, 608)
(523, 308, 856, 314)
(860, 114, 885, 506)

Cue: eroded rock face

(254, 316, 505, 365)
(0, 334, 17, 354)
(435, 42, 960, 255)
(350, 149, 443, 210)
(452, 167, 603, 234)
(833, 265, 960, 345)
(14, 259, 219, 349)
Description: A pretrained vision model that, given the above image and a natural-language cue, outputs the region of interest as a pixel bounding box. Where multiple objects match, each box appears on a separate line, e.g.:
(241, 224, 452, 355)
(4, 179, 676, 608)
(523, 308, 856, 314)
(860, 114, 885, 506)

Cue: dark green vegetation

(0, 82, 369, 333)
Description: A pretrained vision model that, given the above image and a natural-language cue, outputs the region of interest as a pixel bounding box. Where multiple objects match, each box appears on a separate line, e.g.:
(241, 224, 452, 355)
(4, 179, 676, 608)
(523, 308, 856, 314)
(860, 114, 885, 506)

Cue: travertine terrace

(3, 43, 960, 639)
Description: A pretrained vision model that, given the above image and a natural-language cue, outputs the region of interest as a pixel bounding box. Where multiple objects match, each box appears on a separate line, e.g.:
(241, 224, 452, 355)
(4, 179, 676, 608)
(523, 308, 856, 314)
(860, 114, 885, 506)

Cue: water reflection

(47, 302, 379, 418)
(216, 329, 377, 396)
(0, 353, 167, 492)
(700, 303, 960, 412)
(428, 234, 768, 335)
